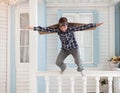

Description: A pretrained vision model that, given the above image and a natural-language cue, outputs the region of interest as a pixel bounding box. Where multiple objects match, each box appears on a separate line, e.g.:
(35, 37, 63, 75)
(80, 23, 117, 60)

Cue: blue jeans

(56, 48, 84, 72)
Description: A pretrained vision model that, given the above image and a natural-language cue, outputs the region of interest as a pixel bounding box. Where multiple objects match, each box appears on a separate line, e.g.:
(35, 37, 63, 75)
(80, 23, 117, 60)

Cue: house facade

(0, 0, 120, 93)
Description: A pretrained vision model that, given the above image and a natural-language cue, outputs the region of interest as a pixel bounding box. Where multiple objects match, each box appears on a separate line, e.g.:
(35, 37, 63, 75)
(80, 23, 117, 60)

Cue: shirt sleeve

(33, 26, 58, 32)
(71, 23, 96, 31)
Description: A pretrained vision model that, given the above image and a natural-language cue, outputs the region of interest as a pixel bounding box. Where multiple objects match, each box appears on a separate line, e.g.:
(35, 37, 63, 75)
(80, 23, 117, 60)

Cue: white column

(58, 76, 62, 93)
(82, 76, 87, 93)
(95, 77, 100, 93)
(109, 4, 115, 57)
(7, 5, 11, 93)
(45, 76, 49, 93)
(70, 77, 75, 93)
(29, 0, 38, 93)
(108, 77, 113, 93)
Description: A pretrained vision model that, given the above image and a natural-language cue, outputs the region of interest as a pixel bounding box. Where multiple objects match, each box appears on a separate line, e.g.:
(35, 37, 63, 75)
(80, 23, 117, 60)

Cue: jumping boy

(28, 17, 103, 76)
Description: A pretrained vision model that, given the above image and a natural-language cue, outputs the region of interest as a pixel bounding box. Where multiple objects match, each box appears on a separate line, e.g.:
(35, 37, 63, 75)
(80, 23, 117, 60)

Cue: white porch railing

(36, 71, 120, 93)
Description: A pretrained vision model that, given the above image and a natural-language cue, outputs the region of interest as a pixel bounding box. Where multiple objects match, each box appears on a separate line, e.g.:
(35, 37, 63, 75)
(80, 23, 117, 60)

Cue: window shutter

(15, 6, 30, 93)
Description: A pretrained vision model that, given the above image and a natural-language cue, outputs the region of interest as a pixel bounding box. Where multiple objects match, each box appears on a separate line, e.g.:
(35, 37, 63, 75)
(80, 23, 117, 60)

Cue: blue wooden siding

(37, 1, 47, 93)
(115, 2, 120, 56)
(10, 5, 16, 93)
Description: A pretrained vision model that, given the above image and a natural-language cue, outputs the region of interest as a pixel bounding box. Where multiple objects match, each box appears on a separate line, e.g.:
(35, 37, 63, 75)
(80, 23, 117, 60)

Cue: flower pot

(100, 84, 108, 93)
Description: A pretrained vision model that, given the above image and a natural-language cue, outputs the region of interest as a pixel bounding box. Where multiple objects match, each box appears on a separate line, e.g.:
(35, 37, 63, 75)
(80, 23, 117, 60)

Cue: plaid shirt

(34, 23, 96, 51)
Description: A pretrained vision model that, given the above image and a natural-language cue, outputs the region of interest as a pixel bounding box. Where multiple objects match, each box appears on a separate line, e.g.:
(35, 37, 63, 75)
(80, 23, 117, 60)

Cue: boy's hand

(96, 23, 103, 27)
(27, 26, 34, 30)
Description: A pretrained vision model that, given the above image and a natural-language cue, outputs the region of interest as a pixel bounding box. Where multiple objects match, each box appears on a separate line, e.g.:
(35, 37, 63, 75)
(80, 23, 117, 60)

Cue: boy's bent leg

(71, 48, 84, 72)
(56, 49, 68, 72)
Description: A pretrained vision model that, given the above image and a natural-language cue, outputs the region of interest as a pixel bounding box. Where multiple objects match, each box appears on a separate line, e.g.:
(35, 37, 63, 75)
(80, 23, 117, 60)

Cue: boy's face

(59, 22, 68, 32)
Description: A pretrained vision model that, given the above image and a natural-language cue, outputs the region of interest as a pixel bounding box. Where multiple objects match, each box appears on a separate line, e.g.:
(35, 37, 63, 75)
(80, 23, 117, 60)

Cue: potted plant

(99, 77, 108, 93)
(109, 56, 120, 69)
(99, 78, 108, 86)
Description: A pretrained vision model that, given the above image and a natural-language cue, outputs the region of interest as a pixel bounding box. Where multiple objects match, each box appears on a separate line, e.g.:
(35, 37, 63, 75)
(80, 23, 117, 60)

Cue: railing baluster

(95, 76, 100, 93)
(82, 76, 87, 93)
(108, 77, 113, 93)
(58, 76, 62, 93)
(45, 76, 49, 93)
(70, 77, 75, 93)
(36, 71, 120, 93)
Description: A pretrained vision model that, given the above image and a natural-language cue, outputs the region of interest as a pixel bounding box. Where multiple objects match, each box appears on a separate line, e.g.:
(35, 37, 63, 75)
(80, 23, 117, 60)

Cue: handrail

(37, 70, 120, 77)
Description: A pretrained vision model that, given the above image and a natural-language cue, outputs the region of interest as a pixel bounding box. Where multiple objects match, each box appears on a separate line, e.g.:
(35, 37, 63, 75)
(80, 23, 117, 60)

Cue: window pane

(20, 13, 29, 29)
(62, 12, 93, 63)
(77, 13, 93, 63)
(20, 30, 29, 45)
(20, 47, 29, 63)
(19, 13, 29, 63)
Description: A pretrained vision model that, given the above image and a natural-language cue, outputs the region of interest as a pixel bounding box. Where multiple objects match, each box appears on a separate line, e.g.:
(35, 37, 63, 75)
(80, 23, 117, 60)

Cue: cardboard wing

(38, 23, 95, 35)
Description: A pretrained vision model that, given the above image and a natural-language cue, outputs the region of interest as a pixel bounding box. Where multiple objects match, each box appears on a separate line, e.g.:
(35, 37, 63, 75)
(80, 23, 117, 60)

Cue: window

(58, 10, 99, 67)
(19, 13, 29, 63)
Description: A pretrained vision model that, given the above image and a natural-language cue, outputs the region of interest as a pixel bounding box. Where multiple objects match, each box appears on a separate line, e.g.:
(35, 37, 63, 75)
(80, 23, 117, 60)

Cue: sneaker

(60, 65, 66, 74)
(77, 67, 85, 77)
(80, 70, 85, 77)
(77, 67, 84, 72)
(60, 70, 64, 74)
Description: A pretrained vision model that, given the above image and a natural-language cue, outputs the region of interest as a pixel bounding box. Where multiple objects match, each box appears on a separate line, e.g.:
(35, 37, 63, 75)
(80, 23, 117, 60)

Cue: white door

(15, 4, 30, 93)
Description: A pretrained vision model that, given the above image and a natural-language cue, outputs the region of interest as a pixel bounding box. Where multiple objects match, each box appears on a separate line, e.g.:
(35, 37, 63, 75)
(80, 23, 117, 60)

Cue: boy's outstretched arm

(96, 22, 103, 27)
(88, 22, 103, 30)
(27, 26, 34, 30)
(27, 26, 57, 35)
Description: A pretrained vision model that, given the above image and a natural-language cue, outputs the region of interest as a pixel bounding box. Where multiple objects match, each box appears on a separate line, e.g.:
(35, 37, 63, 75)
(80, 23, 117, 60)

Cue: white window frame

(7, 5, 11, 93)
(15, 5, 29, 65)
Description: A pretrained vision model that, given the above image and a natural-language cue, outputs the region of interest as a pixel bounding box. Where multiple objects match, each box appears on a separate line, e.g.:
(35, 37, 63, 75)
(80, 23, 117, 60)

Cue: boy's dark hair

(58, 17, 68, 27)
(59, 17, 68, 23)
